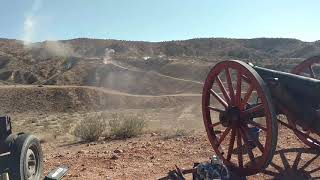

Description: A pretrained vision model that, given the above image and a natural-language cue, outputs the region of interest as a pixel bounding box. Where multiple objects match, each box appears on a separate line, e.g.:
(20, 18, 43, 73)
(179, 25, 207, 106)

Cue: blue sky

(1, 0, 319, 42)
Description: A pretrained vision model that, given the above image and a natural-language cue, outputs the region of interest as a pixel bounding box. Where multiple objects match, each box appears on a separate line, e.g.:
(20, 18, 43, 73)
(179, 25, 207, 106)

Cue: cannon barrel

(252, 65, 320, 132)
(252, 65, 320, 103)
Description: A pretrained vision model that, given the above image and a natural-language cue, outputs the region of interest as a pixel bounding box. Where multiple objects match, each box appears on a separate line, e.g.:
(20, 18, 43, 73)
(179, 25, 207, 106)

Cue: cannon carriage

(202, 56, 320, 176)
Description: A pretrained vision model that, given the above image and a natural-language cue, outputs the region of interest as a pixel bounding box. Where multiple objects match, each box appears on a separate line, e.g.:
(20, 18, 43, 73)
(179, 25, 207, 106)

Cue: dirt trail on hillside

(0, 85, 201, 113)
(0, 85, 201, 97)
(106, 60, 204, 85)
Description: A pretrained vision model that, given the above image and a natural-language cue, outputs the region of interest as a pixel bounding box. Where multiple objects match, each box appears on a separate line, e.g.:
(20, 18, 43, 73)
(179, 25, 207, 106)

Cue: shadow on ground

(260, 147, 320, 180)
(159, 147, 320, 180)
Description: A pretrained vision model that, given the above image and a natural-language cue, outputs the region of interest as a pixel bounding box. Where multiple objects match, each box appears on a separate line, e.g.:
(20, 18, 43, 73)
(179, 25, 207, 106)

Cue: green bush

(109, 113, 146, 139)
(73, 114, 106, 142)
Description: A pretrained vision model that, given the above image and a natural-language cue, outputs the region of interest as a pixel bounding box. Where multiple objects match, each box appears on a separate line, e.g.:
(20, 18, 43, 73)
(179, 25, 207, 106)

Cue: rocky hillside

(0, 85, 200, 114)
(0, 37, 319, 95)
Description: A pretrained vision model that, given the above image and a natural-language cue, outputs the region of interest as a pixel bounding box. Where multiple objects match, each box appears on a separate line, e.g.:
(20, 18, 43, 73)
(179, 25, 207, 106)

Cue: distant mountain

(0, 37, 319, 95)
(62, 37, 320, 59)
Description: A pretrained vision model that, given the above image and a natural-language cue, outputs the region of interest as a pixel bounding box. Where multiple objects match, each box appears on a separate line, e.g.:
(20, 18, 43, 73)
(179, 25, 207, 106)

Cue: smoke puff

(103, 48, 115, 64)
(43, 41, 77, 57)
(22, 0, 43, 46)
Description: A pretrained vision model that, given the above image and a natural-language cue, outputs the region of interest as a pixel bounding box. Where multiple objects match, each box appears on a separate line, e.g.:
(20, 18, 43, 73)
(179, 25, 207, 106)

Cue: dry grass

(108, 113, 146, 139)
(73, 113, 107, 142)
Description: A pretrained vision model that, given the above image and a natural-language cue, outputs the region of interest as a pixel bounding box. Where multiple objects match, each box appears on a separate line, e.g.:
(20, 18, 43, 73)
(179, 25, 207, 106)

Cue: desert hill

(0, 37, 319, 116)
(0, 37, 320, 179)
(0, 85, 200, 114)
(0, 37, 319, 96)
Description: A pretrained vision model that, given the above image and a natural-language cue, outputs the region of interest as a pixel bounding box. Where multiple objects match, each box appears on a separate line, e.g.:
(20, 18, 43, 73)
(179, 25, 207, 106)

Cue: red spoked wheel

(202, 60, 278, 176)
(290, 56, 320, 149)
(292, 56, 320, 79)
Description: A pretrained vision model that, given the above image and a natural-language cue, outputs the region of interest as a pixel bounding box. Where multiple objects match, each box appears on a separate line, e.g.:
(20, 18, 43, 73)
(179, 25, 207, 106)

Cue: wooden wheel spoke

(217, 127, 231, 146)
(209, 121, 221, 128)
(279, 120, 320, 145)
(309, 65, 315, 78)
(227, 128, 236, 161)
(247, 119, 267, 131)
(216, 76, 231, 104)
(237, 129, 243, 167)
(241, 85, 254, 110)
(292, 152, 302, 169)
(298, 132, 320, 145)
(208, 106, 224, 113)
(241, 75, 250, 84)
(300, 154, 320, 170)
(209, 89, 228, 108)
(269, 162, 283, 172)
(225, 68, 235, 104)
(309, 167, 320, 174)
(236, 70, 242, 106)
(247, 148, 256, 164)
(242, 103, 264, 116)
(242, 126, 264, 153)
(239, 128, 256, 164)
(261, 169, 279, 176)
(254, 140, 265, 154)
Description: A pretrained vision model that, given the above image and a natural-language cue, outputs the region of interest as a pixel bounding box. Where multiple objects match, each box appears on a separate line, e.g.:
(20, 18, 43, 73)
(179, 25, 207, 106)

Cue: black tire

(9, 133, 43, 180)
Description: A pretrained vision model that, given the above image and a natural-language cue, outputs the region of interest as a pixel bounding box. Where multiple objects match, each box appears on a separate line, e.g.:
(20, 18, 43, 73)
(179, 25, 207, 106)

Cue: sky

(0, 0, 319, 43)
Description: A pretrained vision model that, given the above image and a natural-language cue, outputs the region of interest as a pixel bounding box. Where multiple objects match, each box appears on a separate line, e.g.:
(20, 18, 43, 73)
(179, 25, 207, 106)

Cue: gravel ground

(42, 125, 320, 180)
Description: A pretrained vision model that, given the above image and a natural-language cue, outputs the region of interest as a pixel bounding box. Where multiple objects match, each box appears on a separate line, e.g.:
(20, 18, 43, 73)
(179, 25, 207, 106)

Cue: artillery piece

(202, 56, 320, 176)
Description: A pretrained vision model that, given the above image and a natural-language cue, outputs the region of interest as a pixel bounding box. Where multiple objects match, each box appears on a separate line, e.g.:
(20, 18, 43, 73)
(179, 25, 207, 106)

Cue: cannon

(0, 116, 43, 180)
(202, 56, 320, 176)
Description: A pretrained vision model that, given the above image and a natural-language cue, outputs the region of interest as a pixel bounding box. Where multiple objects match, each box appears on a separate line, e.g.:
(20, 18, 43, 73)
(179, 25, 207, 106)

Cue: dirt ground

(4, 89, 319, 180)
(40, 125, 320, 180)
(0, 70, 317, 180)
(1, 38, 319, 180)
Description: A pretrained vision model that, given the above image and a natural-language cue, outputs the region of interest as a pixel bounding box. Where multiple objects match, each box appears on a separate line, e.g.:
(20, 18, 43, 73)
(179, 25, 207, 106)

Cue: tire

(9, 133, 43, 180)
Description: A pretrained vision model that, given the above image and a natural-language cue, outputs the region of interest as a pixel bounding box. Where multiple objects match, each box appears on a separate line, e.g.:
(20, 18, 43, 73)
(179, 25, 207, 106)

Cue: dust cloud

(22, 0, 43, 46)
(42, 41, 77, 57)
(103, 48, 115, 64)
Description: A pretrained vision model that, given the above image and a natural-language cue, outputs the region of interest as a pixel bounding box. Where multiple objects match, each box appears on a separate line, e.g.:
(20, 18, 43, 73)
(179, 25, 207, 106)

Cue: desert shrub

(108, 113, 146, 139)
(73, 114, 107, 142)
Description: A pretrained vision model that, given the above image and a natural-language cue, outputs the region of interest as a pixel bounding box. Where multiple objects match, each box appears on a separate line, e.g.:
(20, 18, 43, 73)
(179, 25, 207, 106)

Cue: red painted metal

(202, 60, 278, 176)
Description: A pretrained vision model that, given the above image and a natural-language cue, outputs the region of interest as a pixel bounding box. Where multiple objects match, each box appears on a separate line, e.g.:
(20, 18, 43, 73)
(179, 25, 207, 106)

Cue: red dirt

(42, 125, 320, 180)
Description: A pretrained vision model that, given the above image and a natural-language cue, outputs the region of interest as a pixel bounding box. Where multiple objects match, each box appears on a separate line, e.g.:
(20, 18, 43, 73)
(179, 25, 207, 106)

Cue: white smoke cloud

(23, 16, 35, 45)
(103, 48, 115, 64)
(22, 0, 43, 46)
(43, 41, 76, 57)
(21, 0, 78, 57)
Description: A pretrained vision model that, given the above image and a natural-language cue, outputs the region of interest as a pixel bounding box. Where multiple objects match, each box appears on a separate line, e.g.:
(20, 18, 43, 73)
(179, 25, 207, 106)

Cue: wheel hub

(26, 148, 37, 179)
(219, 106, 241, 127)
